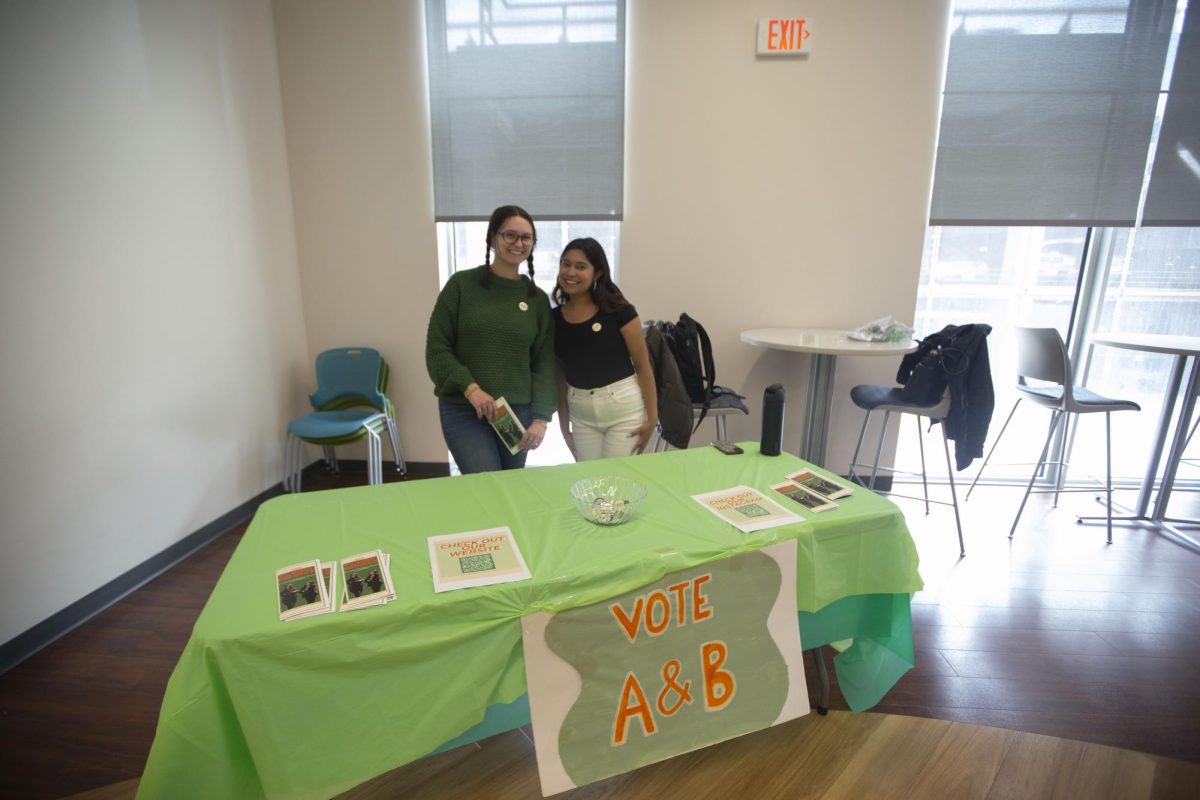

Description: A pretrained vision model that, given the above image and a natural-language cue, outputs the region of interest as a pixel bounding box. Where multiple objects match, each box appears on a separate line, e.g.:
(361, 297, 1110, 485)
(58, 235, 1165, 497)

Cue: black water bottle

(761, 384, 785, 456)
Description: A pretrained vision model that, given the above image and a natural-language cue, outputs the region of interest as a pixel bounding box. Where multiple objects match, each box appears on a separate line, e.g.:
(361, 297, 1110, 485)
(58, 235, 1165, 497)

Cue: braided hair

(480, 204, 538, 298)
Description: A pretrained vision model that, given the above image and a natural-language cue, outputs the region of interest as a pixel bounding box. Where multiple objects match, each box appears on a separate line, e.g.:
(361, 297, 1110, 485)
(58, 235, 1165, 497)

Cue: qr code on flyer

(459, 553, 497, 574)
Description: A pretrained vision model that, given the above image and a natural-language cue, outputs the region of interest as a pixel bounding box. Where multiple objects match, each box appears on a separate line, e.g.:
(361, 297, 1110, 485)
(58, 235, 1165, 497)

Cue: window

(424, 0, 627, 471)
(425, 0, 625, 221)
(898, 1, 1199, 491)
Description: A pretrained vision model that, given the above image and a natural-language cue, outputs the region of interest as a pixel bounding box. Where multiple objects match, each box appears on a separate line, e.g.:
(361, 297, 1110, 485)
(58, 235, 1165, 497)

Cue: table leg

(802, 353, 837, 466)
(811, 645, 830, 715)
(1134, 355, 1187, 517)
(1079, 353, 1200, 552)
(1152, 356, 1200, 522)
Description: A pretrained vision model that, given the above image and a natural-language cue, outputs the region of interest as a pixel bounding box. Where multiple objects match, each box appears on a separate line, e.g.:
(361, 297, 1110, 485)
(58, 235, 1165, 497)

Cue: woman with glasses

(553, 237, 657, 461)
(426, 204, 556, 473)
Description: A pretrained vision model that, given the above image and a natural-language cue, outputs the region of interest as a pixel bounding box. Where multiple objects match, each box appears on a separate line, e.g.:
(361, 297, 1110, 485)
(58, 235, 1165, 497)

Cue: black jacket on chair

(645, 324, 693, 450)
(897, 323, 994, 471)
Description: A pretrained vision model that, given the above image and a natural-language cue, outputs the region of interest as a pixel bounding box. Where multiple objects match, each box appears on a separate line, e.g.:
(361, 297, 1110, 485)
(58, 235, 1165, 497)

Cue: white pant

(567, 375, 648, 461)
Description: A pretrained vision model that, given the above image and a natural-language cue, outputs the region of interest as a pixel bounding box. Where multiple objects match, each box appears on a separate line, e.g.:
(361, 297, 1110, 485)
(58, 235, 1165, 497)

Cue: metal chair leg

(968, 398, 1020, 500)
(849, 409, 873, 484)
(1105, 411, 1113, 545)
(1053, 412, 1075, 508)
(1010, 411, 1063, 539)
(385, 410, 406, 474)
(285, 434, 301, 493)
(869, 411, 891, 491)
(941, 424, 965, 557)
(917, 415, 930, 515)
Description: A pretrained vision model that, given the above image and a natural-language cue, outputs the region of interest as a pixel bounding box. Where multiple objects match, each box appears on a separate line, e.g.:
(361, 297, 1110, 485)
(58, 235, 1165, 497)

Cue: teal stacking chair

(284, 347, 406, 492)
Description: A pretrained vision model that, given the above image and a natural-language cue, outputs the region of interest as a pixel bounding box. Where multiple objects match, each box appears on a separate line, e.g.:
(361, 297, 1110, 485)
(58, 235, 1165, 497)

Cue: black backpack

(655, 313, 743, 433)
(661, 313, 714, 407)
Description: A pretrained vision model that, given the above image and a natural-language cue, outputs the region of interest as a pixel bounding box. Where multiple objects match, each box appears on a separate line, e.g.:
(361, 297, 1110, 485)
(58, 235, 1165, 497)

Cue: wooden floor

(3, 466, 1200, 798)
(64, 711, 1200, 800)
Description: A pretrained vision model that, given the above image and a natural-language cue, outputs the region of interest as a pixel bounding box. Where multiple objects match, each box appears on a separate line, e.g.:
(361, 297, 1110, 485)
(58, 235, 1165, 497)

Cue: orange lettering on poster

(610, 575, 714, 641)
(667, 581, 689, 624)
(610, 596, 645, 643)
(692, 574, 712, 622)
(612, 672, 656, 745)
(645, 591, 670, 635)
(701, 641, 735, 710)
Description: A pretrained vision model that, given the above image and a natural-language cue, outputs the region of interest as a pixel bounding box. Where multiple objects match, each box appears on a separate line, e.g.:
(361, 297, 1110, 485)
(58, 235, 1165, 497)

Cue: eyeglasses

(498, 230, 534, 247)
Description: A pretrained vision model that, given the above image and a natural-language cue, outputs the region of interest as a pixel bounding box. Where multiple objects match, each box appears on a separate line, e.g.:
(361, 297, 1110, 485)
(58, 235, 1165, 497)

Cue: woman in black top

(553, 238, 658, 460)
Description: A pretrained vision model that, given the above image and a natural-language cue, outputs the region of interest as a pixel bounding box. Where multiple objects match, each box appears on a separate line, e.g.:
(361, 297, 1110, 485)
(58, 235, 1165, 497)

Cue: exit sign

(757, 18, 811, 56)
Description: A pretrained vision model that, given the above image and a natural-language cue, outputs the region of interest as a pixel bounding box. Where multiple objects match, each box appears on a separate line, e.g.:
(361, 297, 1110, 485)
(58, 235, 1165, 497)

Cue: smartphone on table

(712, 441, 744, 455)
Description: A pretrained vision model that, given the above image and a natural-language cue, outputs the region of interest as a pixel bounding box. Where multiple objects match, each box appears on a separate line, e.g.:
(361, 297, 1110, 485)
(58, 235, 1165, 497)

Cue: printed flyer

(275, 560, 332, 621)
(691, 485, 803, 533)
(428, 526, 532, 593)
(770, 481, 838, 513)
(786, 469, 854, 500)
(489, 397, 527, 455)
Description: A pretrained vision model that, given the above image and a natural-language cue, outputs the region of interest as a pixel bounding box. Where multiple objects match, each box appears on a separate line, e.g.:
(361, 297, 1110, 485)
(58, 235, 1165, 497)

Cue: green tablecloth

(138, 445, 922, 799)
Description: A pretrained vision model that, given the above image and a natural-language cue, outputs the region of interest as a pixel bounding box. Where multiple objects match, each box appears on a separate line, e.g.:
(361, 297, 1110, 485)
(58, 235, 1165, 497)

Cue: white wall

(623, 0, 951, 466)
(0, 0, 309, 645)
(273, 0, 445, 466)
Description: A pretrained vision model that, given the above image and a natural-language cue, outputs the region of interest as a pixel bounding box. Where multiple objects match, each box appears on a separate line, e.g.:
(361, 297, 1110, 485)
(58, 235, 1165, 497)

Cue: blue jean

(439, 399, 534, 474)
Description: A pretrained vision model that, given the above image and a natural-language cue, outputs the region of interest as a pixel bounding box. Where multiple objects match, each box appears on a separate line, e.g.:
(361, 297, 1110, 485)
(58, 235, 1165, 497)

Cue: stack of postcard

(428, 526, 532, 593)
(340, 549, 395, 610)
(488, 397, 527, 455)
(276, 560, 338, 622)
(769, 469, 854, 513)
(691, 485, 803, 533)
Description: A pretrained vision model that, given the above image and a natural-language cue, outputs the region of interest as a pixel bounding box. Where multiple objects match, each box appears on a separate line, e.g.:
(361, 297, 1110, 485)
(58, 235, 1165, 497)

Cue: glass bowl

(569, 476, 648, 526)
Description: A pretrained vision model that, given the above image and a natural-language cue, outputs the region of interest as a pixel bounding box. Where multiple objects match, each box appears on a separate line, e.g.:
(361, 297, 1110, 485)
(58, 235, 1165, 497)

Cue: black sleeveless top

(553, 304, 639, 389)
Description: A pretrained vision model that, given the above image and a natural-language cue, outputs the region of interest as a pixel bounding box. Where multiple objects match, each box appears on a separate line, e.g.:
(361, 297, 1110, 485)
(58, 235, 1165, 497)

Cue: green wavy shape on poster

(544, 551, 788, 786)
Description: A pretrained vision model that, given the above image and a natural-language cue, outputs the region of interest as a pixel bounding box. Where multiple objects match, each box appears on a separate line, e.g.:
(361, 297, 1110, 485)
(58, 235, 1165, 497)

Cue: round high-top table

(740, 328, 917, 467)
(1088, 333, 1200, 550)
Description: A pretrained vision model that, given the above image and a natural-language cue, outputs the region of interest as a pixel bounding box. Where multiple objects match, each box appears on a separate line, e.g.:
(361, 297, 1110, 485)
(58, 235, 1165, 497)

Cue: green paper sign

(522, 541, 808, 795)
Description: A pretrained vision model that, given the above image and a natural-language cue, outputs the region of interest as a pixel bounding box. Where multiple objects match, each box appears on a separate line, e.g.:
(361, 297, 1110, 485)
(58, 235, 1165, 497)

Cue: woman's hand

(563, 430, 578, 461)
(466, 387, 496, 420)
(520, 419, 549, 451)
(628, 418, 657, 455)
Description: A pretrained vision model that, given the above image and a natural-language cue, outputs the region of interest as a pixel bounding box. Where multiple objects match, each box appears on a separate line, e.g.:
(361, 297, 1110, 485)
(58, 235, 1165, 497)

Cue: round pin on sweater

(592, 322, 602, 332)
(518, 301, 528, 311)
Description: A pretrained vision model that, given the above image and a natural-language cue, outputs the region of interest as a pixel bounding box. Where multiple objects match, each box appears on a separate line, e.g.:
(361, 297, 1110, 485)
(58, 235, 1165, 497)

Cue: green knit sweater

(426, 266, 556, 421)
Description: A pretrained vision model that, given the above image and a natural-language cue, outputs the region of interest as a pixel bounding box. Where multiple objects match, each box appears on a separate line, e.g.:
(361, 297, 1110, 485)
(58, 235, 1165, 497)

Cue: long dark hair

(552, 237, 630, 313)
(479, 204, 537, 298)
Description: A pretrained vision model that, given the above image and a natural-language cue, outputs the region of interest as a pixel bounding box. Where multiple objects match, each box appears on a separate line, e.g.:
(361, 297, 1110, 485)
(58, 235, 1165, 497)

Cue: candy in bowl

(569, 476, 647, 526)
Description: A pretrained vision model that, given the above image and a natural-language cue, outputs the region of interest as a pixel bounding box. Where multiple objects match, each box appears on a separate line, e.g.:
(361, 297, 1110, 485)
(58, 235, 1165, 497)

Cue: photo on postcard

(786, 469, 853, 500)
(276, 561, 325, 620)
(490, 396, 526, 454)
(771, 481, 836, 512)
(342, 554, 387, 600)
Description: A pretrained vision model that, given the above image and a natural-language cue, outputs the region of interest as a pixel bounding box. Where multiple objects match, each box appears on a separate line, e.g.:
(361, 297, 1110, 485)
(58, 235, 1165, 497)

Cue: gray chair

(847, 386, 965, 557)
(651, 392, 749, 451)
(1006, 327, 1140, 543)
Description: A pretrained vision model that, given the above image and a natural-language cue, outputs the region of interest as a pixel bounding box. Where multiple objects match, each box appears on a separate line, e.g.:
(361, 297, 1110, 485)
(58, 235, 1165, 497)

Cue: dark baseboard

(0, 458, 450, 675)
(330, 459, 451, 479)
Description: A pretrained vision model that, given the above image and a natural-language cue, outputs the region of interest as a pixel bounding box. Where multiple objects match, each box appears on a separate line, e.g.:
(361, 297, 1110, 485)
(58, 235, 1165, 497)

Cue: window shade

(425, 0, 625, 221)
(1142, 5, 1200, 225)
(929, 1, 1174, 227)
